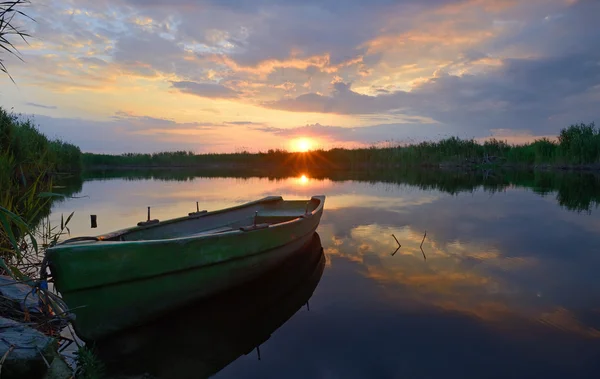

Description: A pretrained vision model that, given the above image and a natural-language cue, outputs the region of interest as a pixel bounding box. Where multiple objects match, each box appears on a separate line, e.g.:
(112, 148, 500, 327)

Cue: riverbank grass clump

(0, 105, 84, 378)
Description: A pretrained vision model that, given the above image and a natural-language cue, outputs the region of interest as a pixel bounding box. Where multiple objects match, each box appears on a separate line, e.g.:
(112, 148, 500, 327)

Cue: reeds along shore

(82, 122, 600, 170)
(0, 107, 82, 278)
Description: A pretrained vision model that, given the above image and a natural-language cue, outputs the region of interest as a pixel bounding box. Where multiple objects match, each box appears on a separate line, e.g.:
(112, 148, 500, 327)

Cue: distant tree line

(83, 122, 600, 169)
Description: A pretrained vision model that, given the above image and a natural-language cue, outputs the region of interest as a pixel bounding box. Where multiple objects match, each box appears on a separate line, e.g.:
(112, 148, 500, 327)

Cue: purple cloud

(25, 102, 58, 110)
(171, 81, 240, 99)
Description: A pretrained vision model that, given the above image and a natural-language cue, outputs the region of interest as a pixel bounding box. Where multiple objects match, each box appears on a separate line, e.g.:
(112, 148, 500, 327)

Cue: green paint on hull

(95, 233, 326, 378)
(46, 195, 325, 341)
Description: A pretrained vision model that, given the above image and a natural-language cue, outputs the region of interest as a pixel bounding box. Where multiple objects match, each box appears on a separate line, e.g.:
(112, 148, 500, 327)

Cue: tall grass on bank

(1, 108, 83, 176)
(0, 106, 82, 278)
(83, 122, 600, 170)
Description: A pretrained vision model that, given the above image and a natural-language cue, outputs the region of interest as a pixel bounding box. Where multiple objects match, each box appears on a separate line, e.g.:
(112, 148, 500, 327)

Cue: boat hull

(95, 233, 326, 378)
(47, 196, 325, 341)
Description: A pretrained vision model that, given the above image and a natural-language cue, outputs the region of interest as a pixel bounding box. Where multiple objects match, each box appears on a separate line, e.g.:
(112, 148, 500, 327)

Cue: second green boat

(45, 195, 325, 342)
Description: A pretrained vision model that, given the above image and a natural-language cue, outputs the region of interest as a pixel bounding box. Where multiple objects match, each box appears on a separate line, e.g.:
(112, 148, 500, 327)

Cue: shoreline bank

(83, 162, 600, 173)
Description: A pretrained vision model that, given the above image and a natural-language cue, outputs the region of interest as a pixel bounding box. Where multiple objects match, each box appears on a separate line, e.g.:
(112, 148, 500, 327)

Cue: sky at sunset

(1, 0, 598, 153)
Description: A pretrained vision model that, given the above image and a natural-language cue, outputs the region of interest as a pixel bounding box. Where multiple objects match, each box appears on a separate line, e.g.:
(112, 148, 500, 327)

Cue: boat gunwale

(50, 195, 325, 248)
(61, 226, 321, 296)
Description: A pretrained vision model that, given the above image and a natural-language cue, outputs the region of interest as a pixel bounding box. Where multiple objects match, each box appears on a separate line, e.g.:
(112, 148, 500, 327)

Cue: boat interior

(97, 196, 322, 242)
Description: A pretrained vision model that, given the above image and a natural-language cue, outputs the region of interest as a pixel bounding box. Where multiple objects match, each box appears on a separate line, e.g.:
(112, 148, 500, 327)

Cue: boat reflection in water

(94, 232, 326, 379)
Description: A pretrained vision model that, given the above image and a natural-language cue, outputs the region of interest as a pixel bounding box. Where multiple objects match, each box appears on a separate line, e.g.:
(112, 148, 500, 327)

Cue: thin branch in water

(391, 234, 401, 256)
(419, 231, 427, 261)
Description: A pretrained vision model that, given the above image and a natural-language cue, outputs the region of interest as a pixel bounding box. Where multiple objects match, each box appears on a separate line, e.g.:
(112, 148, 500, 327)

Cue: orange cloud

(363, 25, 495, 54)
(539, 307, 600, 338)
(206, 52, 365, 79)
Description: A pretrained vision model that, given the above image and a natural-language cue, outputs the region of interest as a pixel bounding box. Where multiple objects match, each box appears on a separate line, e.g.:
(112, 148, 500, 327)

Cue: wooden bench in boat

(187, 209, 306, 238)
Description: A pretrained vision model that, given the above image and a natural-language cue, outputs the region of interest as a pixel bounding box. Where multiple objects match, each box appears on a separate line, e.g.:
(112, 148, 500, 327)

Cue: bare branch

(391, 234, 401, 256)
(419, 231, 427, 261)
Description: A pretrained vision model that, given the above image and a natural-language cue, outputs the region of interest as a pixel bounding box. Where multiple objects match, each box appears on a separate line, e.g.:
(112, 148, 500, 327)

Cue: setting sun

(295, 174, 309, 186)
(291, 138, 313, 152)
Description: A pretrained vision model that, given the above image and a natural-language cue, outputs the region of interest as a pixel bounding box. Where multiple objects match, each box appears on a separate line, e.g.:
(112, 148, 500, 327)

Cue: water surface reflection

(50, 169, 600, 378)
(95, 233, 325, 379)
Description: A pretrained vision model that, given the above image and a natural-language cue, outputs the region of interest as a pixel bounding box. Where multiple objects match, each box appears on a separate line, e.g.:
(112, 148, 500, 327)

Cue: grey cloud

(489, 0, 600, 58)
(119, 0, 460, 14)
(21, 115, 193, 153)
(114, 32, 184, 77)
(78, 57, 109, 66)
(264, 50, 600, 136)
(115, 0, 411, 69)
(25, 102, 57, 110)
(224, 121, 262, 125)
(265, 66, 334, 97)
(112, 111, 221, 130)
(254, 123, 442, 144)
(112, 30, 224, 80)
(171, 81, 240, 99)
(20, 113, 223, 154)
(263, 81, 407, 114)
(112, 111, 176, 124)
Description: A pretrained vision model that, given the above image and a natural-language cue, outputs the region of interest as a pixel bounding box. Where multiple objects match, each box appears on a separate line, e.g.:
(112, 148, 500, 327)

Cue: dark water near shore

(50, 169, 600, 379)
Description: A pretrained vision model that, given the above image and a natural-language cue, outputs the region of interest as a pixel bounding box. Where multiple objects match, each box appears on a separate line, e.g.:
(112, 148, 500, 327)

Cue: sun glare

(292, 138, 313, 152)
(296, 174, 309, 186)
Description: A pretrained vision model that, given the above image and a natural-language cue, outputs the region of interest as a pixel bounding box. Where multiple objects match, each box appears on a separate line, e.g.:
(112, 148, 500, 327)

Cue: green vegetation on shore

(1, 108, 82, 183)
(83, 122, 600, 170)
(0, 107, 82, 278)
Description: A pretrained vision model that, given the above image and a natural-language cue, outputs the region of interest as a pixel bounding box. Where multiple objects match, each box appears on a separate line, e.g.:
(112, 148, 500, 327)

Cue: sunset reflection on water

(50, 172, 600, 378)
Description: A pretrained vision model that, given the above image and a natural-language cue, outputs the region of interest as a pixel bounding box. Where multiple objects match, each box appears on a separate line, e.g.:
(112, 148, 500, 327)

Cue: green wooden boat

(45, 195, 325, 341)
(94, 232, 325, 378)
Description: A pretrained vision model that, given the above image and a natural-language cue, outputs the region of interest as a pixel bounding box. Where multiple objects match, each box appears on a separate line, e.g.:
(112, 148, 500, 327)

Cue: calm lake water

(50, 169, 600, 379)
